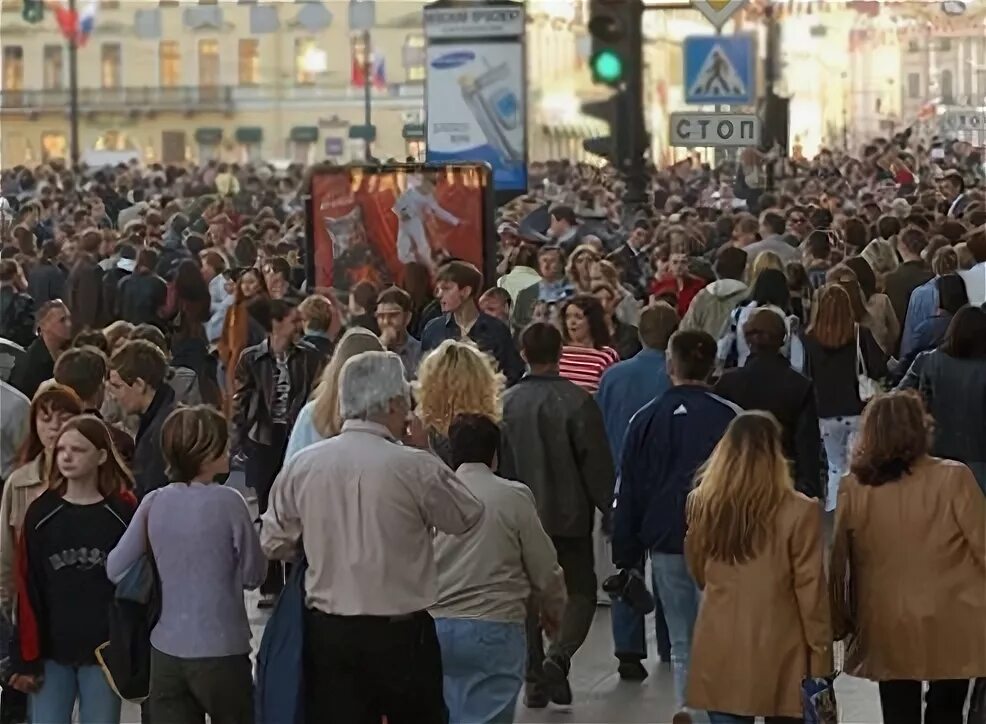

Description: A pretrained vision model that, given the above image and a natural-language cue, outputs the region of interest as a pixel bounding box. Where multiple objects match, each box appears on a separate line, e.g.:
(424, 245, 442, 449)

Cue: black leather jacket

(232, 338, 322, 449)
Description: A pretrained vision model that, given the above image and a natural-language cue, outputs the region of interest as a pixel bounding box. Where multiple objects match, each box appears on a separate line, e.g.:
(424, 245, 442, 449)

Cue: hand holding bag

(855, 326, 880, 402)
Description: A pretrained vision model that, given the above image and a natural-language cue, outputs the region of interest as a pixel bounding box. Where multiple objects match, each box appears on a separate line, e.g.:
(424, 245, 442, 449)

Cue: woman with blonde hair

(416, 339, 503, 465)
(804, 284, 887, 511)
(747, 250, 784, 286)
(566, 244, 602, 295)
(860, 239, 899, 288)
(284, 327, 384, 460)
(831, 391, 985, 723)
(686, 411, 831, 723)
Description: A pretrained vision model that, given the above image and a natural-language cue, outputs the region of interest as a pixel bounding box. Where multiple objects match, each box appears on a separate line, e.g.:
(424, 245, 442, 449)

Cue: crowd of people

(0, 132, 983, 724)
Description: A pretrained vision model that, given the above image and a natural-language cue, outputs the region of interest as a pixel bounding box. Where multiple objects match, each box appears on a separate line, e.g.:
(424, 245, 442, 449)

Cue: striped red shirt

(558, 345, 620, 393)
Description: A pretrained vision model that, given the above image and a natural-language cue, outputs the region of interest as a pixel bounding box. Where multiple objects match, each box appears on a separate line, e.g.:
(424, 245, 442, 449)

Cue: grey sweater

(107, 482, 266, 658)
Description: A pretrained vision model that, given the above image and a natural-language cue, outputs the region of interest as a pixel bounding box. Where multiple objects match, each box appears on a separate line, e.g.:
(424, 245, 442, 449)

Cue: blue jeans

(819, 415, 860, 512)
(651, 553, 701, 712)
(709, 714, 801, 724)
(435, 618, 525, 724)
(611, 560, 672, 661)
(29, 660, 121, 724)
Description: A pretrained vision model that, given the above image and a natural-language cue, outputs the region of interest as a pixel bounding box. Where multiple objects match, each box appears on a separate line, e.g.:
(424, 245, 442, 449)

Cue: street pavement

(119, 473, 885, 723)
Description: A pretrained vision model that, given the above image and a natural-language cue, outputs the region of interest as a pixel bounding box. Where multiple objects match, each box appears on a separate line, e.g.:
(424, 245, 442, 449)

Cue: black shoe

(523, 685, 549, 709)
(618, 659, 648, 681)
(542, 656, 573, 706)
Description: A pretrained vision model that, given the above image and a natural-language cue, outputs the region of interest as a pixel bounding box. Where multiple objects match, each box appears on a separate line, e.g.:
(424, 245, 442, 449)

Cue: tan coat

(830, 456, 986, 681)
(685, 492, 832, 719)
(0, 456, 46, 613)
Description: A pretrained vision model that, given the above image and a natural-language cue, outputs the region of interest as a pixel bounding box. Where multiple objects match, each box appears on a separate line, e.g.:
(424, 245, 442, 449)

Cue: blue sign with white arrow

(684, 34, 756, 106)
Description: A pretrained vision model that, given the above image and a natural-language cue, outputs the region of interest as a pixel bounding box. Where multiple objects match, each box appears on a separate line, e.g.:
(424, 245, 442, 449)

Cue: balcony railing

(0, 85, 236, 113)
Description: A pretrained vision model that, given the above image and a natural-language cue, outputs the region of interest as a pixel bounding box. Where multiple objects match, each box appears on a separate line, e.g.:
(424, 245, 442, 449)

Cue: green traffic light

(592, 50, 624, 84)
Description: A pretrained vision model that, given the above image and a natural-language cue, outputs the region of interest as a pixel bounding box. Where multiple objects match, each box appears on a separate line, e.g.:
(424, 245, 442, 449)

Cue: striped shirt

(558, 345, 620, 393)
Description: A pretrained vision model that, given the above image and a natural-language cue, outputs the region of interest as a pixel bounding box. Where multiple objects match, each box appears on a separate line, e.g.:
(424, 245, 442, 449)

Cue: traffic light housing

(587, 0, 643, 88)
(22, 0, 44, 23)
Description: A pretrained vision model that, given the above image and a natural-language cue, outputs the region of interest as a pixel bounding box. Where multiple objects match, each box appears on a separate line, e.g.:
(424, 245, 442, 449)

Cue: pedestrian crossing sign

(683, 34, 756, 106)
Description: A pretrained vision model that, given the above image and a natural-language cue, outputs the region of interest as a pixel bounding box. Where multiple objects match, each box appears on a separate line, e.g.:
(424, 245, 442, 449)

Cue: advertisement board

(425, 43, 526, 193)
(306, 164, 493, 292)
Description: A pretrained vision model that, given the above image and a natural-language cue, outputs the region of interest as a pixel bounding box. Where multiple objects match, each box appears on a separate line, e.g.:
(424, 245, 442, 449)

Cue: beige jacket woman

(831, 456, 986, 681)
(0, 456, 46, 612)
(685, 492, 832, 718)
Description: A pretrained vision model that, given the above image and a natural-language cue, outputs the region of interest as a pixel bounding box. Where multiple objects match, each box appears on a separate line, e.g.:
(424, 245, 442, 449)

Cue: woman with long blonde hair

(566, 244, 602, 295)
(416, 339, 503, 465)
(747, 249, 784, 286)
(283, 327, 384, 460)
(685, 411, 831, 723)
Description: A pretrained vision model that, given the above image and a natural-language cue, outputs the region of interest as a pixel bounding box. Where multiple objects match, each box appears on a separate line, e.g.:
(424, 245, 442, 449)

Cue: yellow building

(0, 0, 431, 166)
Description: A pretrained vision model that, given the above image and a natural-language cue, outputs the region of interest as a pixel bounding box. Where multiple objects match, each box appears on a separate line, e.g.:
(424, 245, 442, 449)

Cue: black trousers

(303, 608, 446, 724)
(246, 425, 288, 596)
(878, 679, 970, 724)
(526, 535, 596, 685)
(148, 648, 254, 724)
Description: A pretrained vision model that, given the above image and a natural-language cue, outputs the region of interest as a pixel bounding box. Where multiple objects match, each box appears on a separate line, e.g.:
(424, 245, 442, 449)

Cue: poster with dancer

(307, 163, 493, 292)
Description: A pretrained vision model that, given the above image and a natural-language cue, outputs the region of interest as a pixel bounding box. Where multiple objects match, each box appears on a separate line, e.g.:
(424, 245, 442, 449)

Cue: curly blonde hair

(416, 340, 503, 436)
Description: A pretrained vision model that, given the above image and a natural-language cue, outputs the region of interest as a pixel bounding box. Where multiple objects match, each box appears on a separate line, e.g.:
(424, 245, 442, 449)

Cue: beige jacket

(685, 492, 832, 719)
(831, 456, 986, 681)
(0, 456, 46, 613)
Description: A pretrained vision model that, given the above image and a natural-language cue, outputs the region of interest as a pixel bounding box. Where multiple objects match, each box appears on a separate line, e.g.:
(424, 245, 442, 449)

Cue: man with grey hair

(261, 350, 484, 723)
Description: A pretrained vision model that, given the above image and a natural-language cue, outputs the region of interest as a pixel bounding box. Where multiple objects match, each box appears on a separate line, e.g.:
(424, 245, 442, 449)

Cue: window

(2, 46, 24, 90)
(907, 39, 920, 53)
(41, 132, 67, 161)
(403, 34, 425, 83)
(198, 39, 220, 90)
(350, 33, 368, 85)
(238, 39, 259, 86)
(101, 43, 122, 88)
(295, 38, 318, 85)
(159, 41, 181, 87)
(907, 72, 920, 99)
(941, 69, 954, 103)
(43, 45, 64, 90)
(939, 39, 952, 52)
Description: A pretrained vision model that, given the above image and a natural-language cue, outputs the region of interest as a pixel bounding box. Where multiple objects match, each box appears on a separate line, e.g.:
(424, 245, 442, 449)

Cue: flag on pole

(371, 54, 386, 89)
(351, 53, 366, 87)
(78, 0, 98, 46)
(48, 0, 97, 46)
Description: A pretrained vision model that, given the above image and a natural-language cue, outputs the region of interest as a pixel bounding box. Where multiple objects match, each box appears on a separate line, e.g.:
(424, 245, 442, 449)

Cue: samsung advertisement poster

(424, 2, 527, 201)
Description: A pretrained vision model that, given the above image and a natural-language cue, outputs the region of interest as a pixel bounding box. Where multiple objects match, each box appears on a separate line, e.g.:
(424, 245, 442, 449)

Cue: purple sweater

(106, 482, 266, 658)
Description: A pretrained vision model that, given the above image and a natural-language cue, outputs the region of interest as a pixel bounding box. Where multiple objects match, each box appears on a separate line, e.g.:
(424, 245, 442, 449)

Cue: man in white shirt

(261, 351, 484, 723)
(432, 413, 566, 724)
(959, 231, 986, 307)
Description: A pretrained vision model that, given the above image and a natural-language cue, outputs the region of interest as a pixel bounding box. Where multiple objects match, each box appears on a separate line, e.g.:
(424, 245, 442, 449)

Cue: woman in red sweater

(558, 294, 620, 394)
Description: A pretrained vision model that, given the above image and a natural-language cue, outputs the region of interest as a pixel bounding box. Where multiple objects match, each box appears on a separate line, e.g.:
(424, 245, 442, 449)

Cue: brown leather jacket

(232, 338, 322, 450)
(830, 456, 986, 681)
(685, 492, 832, 718)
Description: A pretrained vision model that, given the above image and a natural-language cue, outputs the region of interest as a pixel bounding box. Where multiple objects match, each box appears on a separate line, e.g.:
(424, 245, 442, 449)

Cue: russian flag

(51, 0, 97, 46)
(78, 0, 97, 45)
(371, 54, 386, 89)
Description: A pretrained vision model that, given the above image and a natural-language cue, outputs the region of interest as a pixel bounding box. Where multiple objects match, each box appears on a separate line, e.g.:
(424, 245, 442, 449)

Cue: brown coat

(830, 456, 986, 681)
(685, 492, 832, 718)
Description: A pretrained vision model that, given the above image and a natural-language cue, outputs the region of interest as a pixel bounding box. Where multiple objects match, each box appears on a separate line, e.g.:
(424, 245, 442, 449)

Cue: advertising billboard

(425, 44, 526, 193)
(306, 164, 493, 292)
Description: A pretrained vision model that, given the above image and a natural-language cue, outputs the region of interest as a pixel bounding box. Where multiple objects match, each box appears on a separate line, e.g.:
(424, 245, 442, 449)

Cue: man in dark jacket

(884, 227, 934, 342)
(233, 299, 321, 605)
(0, 260, 35, 348)
(107, 339, 175, 498)
(714, 309, 821, 498)
(9, 300, 71, 399)
(65, 230, 106, 333)
(613, 329, 740, 721)
(499, 322, 615, 709)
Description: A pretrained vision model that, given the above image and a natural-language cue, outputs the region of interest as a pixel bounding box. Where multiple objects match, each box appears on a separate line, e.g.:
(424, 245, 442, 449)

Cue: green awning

(402, 123, 425, 140)
(235, 126, 263, 144)
(290, 126, 319, 143)
(348, 124, 376, 142)
(194, 127, 224, 144)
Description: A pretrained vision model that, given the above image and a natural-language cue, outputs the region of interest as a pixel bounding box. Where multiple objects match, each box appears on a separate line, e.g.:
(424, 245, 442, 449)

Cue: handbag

(855, 326, 880, 402)
(255, 558, 308, 724)
(95, 521, 160, 703)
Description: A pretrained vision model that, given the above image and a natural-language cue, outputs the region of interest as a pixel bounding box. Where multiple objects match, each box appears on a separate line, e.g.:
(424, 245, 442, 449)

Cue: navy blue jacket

(421, 311, 524, 385)
(612, 384, 740, 565)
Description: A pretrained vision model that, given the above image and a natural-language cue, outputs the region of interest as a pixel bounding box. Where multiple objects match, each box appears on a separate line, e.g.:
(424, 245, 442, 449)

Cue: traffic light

(587, 0, 643, 88)
(22, 0, 44, 23)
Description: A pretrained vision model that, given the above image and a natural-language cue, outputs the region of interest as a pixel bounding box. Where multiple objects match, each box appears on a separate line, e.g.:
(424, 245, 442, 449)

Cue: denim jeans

(611, 559, 672, 662)
(709, 714, 802, 724)
(651, 553, 701, 712)
(29, 660, 121, 724)
(819, 415, 860, 512)
(435, 618, 525, 724)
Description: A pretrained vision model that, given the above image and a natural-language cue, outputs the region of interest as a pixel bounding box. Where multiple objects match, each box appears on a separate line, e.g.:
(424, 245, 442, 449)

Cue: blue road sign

(684, 34, 756, 106)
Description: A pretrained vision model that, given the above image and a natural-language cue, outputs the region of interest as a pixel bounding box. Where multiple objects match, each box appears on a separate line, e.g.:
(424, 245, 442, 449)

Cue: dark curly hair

(850, 391, 932, 487)
(560, 294, 611, 350)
